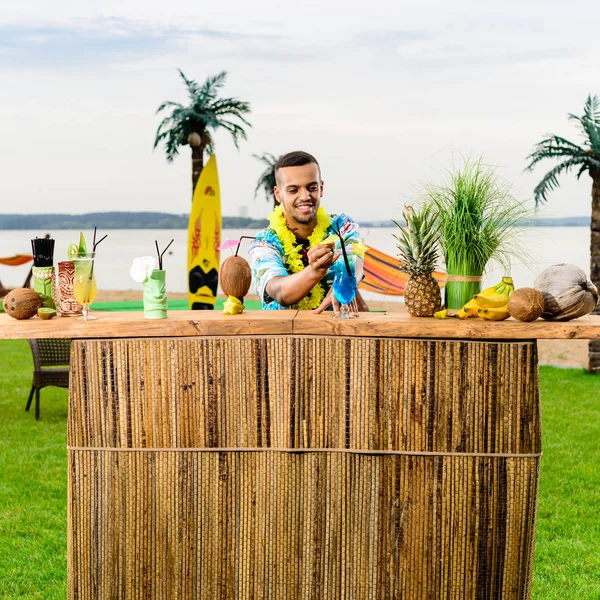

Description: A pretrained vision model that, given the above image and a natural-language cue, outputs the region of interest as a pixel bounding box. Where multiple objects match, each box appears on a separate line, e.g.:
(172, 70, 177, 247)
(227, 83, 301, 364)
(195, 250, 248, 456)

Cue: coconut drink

(220, 256, 252, 315)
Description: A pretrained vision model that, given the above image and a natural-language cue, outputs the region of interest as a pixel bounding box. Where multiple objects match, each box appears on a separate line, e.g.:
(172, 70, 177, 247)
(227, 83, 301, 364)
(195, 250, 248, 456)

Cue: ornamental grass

(424, 157, 529, 309)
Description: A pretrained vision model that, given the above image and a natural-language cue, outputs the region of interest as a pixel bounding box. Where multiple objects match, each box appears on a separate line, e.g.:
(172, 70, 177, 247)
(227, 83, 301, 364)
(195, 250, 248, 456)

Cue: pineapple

(393, 205, 442, 317)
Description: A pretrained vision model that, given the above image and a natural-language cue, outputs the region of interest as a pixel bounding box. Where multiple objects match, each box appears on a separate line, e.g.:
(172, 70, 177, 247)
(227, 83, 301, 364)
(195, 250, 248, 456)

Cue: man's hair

(274, 151, 320, 185)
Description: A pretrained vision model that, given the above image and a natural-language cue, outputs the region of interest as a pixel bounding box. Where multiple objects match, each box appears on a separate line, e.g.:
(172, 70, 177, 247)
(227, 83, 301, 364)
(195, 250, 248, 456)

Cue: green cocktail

(73, 252, 97, 321)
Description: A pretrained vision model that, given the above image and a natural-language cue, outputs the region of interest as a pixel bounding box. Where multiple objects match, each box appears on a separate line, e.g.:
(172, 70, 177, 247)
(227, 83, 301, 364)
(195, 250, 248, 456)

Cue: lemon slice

(67, 244, 79, 260)
(321, 234, 338, 247)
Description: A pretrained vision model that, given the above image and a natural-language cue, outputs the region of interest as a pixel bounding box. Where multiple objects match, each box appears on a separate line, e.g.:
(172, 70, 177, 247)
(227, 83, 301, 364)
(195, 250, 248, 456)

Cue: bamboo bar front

(3, 311, 600, 599)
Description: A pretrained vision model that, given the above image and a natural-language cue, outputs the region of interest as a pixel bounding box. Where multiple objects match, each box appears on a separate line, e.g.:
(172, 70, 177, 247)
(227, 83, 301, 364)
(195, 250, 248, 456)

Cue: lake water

(0, 227, 592, 304)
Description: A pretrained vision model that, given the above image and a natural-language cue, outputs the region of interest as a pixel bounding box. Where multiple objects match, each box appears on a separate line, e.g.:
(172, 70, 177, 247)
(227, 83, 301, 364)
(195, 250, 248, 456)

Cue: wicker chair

(26, 339, 71, 420)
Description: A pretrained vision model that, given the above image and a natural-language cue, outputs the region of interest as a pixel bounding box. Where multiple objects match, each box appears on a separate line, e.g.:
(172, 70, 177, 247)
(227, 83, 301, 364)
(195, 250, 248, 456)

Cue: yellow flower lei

(268, 205, 330, 310)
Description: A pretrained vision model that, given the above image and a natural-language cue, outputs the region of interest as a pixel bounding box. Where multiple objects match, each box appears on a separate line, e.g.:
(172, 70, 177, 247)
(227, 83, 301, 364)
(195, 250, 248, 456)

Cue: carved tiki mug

(57, 261, 83, 316)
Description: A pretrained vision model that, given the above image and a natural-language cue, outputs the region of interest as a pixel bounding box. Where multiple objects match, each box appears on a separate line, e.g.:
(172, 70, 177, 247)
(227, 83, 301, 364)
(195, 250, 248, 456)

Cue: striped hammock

(359, 246, 446, 297)
(0, 254, 33, 267)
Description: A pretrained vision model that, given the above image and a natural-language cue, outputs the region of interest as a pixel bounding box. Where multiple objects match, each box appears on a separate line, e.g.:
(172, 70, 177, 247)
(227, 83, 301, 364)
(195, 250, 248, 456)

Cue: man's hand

(312, 288, 359, 317)
(307, 244, 339, 277)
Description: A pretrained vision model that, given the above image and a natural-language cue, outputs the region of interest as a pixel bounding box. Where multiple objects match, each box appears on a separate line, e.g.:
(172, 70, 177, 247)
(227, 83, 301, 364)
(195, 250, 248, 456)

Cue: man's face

(274, 163, 324, 226)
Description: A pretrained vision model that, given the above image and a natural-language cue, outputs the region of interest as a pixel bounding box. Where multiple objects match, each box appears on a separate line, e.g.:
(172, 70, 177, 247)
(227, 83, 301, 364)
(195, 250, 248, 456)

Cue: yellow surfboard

(188, 154, 221, 309)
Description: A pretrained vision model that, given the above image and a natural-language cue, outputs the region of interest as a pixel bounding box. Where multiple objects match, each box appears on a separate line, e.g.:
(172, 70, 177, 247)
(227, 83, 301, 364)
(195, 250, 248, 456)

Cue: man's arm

(266, 244, 339, 306)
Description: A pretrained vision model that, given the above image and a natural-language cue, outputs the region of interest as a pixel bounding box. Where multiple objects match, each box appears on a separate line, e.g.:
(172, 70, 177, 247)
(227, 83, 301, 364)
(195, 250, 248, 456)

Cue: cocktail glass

(73, 252, 97, 321)
(332, 258, 357, 319)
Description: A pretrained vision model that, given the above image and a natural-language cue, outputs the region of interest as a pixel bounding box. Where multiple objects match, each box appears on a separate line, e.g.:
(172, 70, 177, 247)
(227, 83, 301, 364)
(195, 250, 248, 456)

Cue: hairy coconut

(3, 288, 42, 320)
(507, 288, 544, 322)
(220, 256, 252, 298)
(534, 264, 599, 321)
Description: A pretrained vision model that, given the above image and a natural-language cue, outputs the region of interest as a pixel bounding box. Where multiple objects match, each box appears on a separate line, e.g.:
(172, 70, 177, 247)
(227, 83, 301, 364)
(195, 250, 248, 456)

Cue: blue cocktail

(331, 227, 358, 318)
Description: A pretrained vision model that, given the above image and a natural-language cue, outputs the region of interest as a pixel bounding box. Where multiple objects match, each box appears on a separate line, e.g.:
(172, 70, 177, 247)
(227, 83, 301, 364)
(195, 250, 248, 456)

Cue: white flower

(130, 256, 155, 283)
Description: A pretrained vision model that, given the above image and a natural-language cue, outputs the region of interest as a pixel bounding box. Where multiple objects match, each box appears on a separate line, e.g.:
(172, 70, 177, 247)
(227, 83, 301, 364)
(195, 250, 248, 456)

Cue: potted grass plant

(424, 157, 528, 309)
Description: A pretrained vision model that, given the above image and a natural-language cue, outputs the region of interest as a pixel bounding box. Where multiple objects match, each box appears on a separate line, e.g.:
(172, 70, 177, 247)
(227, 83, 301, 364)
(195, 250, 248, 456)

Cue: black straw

(155, 239, 174, 270)
(31, 236, 55, 267)
(234, 236, 256, 257)
(93, 234, 108, 252)
(331, 226, 353, 278)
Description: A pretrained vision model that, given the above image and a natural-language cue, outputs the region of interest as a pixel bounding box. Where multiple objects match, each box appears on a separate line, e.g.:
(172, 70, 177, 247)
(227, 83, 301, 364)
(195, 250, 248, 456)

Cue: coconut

(534, 264, 599, 321)
(219, 256, 252, 299)
(3, 288, 42, 320)
(507, 288, 544, 322)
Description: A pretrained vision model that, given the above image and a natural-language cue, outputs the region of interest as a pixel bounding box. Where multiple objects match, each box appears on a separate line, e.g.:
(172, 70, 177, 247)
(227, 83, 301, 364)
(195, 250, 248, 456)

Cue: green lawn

(0, 340, 598, 598)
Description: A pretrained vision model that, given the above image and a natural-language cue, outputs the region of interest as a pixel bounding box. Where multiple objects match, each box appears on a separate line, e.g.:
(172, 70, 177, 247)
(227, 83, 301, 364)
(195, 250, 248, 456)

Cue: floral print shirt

(248, 213, 360, 310)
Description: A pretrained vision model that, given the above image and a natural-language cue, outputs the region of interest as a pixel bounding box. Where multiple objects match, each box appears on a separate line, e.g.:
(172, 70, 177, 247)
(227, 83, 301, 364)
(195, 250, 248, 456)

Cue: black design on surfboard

(189, 265, 218, 310)
(191, 302, 214, 310)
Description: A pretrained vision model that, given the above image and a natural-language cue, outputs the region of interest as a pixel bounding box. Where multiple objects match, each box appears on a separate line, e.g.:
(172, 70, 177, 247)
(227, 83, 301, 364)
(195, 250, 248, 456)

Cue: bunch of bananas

(457, 277, 514, 321)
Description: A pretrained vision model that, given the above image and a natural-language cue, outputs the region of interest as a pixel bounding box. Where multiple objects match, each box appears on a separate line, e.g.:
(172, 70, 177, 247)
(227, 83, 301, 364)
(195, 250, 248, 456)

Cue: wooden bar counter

(2, 310, 600, 599)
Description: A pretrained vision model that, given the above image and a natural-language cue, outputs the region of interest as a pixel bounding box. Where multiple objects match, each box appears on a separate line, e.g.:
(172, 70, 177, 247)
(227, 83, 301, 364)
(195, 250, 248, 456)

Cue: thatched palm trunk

(589, 169, 600, 371)
(191, 144, 206, 196)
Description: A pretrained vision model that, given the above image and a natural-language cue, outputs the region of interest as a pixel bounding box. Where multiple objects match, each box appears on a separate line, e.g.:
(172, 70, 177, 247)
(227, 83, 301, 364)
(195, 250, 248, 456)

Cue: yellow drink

(73, 256, 97, 314)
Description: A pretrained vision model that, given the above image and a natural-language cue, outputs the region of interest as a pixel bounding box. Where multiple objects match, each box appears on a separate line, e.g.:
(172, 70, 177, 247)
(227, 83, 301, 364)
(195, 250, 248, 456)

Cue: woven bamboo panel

(68, 337, 541, 600)
(68, 337, 540, 455)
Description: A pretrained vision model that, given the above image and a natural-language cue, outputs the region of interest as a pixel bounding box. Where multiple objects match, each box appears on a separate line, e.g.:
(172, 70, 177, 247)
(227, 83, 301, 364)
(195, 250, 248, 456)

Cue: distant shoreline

(0, 212, 591, 230)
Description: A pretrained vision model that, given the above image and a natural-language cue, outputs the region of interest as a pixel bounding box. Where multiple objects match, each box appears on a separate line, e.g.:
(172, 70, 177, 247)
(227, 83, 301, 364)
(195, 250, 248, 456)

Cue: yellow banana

(477, 306, 510, 321)
(473, 277, 514, 309)
(457, 298, 480, 319)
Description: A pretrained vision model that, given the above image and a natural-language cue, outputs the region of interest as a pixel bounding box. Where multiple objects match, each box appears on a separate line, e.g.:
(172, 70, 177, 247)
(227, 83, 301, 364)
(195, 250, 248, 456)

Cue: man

(248, 151, 367, 316)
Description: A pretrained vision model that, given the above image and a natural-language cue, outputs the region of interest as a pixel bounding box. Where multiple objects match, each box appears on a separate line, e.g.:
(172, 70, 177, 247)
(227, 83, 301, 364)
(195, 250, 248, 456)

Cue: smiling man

(248, 151, 367, 315)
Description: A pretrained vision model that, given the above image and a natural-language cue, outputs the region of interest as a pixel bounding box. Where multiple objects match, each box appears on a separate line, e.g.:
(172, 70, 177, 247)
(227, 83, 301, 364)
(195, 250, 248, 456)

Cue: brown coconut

(220, 256, 252, 298)
(507, 288, 545, 322)
(3, 288, 42, 320)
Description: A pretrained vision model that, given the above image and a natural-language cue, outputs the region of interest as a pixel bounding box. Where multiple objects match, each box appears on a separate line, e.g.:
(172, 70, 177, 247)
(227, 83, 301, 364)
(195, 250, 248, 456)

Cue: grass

(424, 157, 528, 309)
(0, 340, 598, 598)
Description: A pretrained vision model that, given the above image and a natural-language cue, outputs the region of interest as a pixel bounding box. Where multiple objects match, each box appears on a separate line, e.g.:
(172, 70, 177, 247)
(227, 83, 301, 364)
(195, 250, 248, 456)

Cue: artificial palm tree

(154, 70, 251, 195)
(253, 153, 280, 208)
(526, 94, 600, 371)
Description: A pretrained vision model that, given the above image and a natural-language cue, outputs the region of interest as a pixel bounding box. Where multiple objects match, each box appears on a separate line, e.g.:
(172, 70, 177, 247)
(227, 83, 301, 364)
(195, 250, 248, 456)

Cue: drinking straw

(88, 228, 107, 283)
(234, 236, 256, 257)
(93, 235, 108, 252)
(155, 239, 175, 270)
(330, 226, 353, 277)
(31, 236, 55, 267)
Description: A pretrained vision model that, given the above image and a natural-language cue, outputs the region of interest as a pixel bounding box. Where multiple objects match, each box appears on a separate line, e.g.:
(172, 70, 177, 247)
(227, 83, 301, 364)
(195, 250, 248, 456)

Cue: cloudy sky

(1, 0, 598, 221)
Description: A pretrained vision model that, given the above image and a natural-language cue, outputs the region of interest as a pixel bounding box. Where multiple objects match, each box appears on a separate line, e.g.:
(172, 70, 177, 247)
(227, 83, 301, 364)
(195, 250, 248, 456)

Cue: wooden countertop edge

(1, 310, 600, 340)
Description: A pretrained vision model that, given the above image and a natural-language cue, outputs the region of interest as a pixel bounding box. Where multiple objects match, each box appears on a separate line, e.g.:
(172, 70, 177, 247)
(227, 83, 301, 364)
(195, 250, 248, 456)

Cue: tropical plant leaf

(527, 95, 600, 205)
(533, 157, 590, 204)
(253, 153, 280, 205)
(154, 69, 252, 166)
(568, 94, 600, 153)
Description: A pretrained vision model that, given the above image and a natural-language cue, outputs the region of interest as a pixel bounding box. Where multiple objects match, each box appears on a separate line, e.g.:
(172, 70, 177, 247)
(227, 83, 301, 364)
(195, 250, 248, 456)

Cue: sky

(0, 0, 599, 222)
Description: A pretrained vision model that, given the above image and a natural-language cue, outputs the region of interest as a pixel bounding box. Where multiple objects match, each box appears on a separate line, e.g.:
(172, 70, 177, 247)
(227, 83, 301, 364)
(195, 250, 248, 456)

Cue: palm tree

(526, 94, 600, 371)
(253, 153, 280, 208)
(154, 70, 251, 195)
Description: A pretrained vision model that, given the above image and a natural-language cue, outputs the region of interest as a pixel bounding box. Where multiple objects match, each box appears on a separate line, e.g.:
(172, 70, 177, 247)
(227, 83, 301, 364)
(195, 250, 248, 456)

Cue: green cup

(143, 269, 167, 319)
(33, 266, 56, 309)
